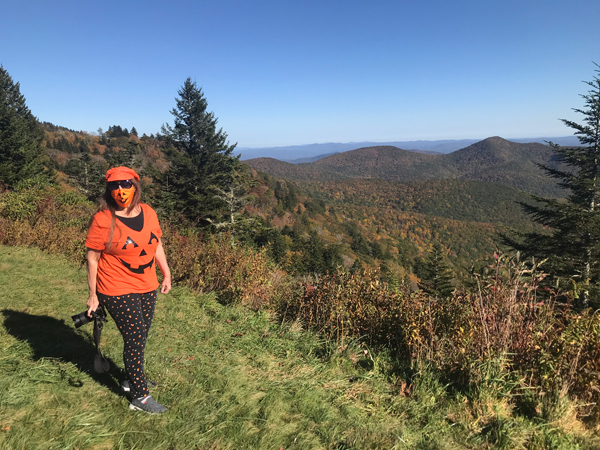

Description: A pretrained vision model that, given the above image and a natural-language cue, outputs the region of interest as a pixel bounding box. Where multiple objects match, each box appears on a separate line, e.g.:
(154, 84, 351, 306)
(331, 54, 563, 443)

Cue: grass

(0, 246, 599, 449)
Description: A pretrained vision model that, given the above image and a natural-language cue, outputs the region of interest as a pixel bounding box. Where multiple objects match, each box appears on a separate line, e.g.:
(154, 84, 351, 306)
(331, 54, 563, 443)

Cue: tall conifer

(0, 66, 51, 187)
(510, 65, 600, 308)
(418, 242, 454, 298)
(161, 78, 238, 223)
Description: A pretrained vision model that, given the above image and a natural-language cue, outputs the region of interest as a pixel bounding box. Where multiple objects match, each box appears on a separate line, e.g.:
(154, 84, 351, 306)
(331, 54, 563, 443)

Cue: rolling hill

(245, 137, 565, 197)
(444, 136, 560, 196)
(237, 136, 580, 161)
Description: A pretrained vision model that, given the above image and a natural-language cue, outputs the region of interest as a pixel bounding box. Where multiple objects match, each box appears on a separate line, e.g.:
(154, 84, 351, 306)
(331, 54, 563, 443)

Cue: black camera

(71, 304, 110, 373)
(72, 306, 106, 329)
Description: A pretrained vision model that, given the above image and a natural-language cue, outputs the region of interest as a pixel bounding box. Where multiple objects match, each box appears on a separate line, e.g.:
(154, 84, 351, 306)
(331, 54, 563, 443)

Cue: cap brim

(106, 173, 135, 182)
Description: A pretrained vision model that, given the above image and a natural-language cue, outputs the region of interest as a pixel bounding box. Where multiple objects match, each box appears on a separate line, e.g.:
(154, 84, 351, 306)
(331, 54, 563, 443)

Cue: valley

(40, 122, 560, 285)
(243, 137, 558, 281)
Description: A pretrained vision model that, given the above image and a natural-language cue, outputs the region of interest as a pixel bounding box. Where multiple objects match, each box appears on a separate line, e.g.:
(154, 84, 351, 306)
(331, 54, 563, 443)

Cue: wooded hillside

(245, 137, 565, 197)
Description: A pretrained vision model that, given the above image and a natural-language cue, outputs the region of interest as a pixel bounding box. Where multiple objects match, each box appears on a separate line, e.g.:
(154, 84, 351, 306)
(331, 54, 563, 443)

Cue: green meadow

(0, 245, 597, 450)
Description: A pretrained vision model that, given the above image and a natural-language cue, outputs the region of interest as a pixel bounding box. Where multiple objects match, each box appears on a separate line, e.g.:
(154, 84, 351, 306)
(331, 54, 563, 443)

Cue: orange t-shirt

(85, 204, 163, 296)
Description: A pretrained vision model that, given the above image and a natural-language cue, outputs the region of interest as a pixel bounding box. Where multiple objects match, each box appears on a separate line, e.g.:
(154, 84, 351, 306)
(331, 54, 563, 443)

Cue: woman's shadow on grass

(2, 309, 124, 395)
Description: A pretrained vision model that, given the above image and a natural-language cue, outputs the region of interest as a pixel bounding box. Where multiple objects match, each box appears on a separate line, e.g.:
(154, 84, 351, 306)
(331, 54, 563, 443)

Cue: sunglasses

(107, 180, 134, 191)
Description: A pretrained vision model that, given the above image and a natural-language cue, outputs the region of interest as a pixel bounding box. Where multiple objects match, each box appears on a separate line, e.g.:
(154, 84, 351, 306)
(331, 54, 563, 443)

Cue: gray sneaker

(129, 395, 168, 414)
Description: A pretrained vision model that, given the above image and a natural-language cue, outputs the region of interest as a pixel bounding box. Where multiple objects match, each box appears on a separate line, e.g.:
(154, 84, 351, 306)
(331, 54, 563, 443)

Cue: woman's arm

(155, 238, 171, 294)
(86, 248, 102, 317)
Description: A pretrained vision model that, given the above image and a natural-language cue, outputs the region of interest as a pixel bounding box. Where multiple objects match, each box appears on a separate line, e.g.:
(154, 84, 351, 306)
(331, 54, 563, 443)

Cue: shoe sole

(128, 404, 165, 414)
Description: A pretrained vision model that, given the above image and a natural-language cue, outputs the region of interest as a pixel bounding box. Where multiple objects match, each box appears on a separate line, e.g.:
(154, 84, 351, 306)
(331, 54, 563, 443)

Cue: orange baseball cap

(105, 166, 140, 182)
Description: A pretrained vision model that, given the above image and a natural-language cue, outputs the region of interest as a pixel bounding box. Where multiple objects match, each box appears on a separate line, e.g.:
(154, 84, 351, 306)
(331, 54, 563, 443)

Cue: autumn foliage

(163, 224, 288, 309)
(2, 184, 600, 421)
(0, 185, 281, 309)
(278, 255, 600, 420)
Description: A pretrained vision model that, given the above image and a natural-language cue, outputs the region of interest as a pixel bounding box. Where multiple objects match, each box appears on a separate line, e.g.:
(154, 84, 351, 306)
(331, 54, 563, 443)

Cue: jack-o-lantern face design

(120, 256, 155, 274)
(119, 235, 156, 274)
(122, 237, 138, 249)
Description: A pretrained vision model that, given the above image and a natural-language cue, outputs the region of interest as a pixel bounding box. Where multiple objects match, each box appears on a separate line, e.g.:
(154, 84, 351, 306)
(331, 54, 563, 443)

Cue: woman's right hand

(87, 294, 99, 318)
(85, 248, 102, 318)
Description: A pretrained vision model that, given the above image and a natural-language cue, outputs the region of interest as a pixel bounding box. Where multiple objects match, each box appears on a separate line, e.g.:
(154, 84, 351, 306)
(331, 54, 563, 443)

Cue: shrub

(0, 186, 285, 307)
(0, 186, 93, 263)
(155, 224, 288, 309)
(279, 253, 600, 419)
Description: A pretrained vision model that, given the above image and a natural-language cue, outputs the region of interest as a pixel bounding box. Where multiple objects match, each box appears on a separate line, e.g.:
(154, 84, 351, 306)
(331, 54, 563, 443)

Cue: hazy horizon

(236, 135, 582, 161)
(236, 135, 579, 151)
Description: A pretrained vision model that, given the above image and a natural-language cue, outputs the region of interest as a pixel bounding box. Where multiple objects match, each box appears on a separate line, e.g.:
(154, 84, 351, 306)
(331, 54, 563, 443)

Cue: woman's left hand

(161, 276, 171, 294)
(155, 238, 171, 294)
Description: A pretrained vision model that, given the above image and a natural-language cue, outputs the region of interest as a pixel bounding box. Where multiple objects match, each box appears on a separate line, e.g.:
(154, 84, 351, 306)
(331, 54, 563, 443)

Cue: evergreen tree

(103, 146, 138, 168)
(63, 154, 107, 200)
(106, 125, 129, 138)
(508, 65, 600, 308)
(78, 139, 90, 154)
(418, 242, 454, 298)
(301, 230, 342, 275)
(254, 227, 288, 263)
(0, 66, 51, 187)
(205, 182, 256, 232)
(268, 230, 288, 263)
(161, 78, 238, 224)
(283, 184, 298, 210)
(97, 128, 107, 145)
(346, 222, 372, 256)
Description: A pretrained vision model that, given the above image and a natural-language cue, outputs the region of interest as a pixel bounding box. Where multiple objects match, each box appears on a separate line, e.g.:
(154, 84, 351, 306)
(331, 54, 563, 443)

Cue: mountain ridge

(238, 136, 580, 161)
(244, 136, 564, 197)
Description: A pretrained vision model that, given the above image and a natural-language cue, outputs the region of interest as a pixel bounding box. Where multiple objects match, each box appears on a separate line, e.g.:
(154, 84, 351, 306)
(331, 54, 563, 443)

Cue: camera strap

(92, 305, 110, 373)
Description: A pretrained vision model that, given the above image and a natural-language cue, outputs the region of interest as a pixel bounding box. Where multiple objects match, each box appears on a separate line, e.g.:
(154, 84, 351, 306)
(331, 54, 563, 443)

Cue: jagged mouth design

(119, 257, 154, 274)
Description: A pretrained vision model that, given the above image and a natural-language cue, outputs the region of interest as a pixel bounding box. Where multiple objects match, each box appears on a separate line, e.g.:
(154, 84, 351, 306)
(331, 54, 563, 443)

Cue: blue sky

(1, 0, 599, 147)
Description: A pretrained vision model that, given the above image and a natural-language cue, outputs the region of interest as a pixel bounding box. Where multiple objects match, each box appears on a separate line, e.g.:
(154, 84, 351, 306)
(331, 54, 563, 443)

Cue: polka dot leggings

(97, 290, 157, 398)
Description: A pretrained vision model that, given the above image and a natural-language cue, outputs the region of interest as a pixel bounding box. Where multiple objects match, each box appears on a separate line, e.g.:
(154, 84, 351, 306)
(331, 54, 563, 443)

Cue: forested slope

(246, 136, 565, 197)
(300, 178, 538, 228)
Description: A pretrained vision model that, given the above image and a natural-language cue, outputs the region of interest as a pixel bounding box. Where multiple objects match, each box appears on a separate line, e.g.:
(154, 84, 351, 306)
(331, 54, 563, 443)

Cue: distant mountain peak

(482, 136, 509, 144)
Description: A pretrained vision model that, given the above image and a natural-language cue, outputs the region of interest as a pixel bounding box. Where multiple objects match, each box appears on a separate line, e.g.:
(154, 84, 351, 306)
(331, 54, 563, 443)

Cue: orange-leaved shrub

(278, 268, 415, 351)
(163, 223, 291, 309)
(0, 186, 93, 263)
(278, 254, 600, 419)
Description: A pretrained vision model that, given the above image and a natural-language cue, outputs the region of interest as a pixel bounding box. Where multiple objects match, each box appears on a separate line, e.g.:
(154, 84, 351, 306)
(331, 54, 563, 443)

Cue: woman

(85, 166, 171, 414)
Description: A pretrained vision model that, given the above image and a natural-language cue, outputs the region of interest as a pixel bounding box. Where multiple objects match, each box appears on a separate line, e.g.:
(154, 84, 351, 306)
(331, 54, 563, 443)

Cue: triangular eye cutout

(148, 232, 159, 244)
(122, 236, 139, 249)
(139, 249, 147, 257)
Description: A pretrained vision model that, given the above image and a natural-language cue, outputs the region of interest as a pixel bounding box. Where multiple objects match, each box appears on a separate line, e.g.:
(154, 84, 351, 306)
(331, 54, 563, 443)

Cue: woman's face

(108, 180, 135, 208)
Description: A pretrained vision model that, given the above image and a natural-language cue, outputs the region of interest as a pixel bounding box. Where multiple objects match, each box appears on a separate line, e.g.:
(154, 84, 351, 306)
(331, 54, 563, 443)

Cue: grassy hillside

(0, 246, 401, 449)
(1, 246, 597, 449)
